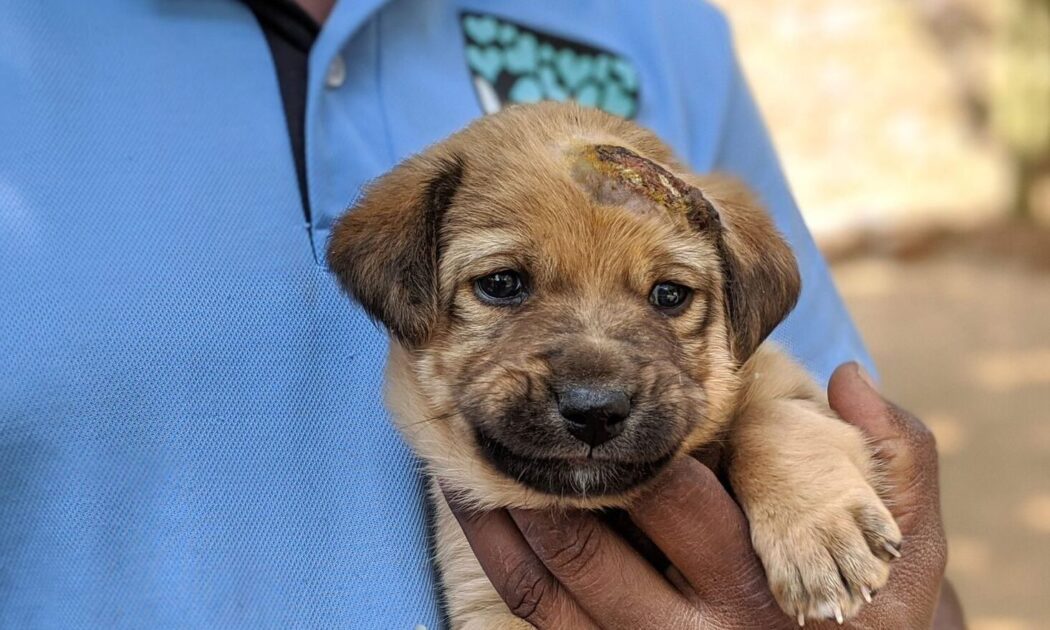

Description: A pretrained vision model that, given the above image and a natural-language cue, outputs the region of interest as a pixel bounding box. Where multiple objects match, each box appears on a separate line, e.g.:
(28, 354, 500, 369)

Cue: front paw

(750, 483, 902, 625)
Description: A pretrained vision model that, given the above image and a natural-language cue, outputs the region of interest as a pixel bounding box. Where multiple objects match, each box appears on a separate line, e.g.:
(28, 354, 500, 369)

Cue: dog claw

(862, 586, 874, 604)
(883, 541, 902, 559)
(834, 605, 844, 625)
(797, 612, 806, 626)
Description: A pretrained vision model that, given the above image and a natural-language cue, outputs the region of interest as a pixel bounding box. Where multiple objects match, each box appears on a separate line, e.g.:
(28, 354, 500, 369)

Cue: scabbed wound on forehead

(567, 144, 718, 229)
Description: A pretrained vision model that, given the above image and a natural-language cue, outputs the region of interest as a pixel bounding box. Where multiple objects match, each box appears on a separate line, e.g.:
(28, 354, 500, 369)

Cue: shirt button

(325, 55, 347, 89)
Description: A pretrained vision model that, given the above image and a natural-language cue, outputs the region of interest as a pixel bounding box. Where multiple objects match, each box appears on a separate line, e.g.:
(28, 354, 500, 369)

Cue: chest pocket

(460, 11, 640, 119)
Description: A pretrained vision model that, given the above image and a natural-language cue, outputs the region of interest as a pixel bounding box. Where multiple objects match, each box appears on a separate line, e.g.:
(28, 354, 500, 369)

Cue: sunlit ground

(831, 224, 1050, 629)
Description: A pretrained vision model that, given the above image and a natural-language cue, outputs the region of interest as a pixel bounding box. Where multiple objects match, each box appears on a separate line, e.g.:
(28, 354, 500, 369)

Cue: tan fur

(328, 102, 899, 628)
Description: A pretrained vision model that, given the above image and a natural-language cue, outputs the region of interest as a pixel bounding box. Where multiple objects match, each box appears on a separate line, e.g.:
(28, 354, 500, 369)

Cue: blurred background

(708, 1, 1050, 627)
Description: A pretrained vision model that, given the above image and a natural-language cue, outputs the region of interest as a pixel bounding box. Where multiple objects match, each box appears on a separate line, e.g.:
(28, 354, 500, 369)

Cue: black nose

(558, 387, 631, 447)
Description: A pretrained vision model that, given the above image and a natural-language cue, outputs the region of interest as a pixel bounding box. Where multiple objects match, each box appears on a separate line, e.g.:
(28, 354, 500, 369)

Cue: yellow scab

(567, 144, 695, 218)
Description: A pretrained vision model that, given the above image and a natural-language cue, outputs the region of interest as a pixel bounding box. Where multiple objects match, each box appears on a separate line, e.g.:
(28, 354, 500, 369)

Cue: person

(0, 1, 963, 628)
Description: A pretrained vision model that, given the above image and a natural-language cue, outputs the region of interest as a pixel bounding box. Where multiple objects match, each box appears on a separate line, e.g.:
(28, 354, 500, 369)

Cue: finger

(627, 457, 769, 606)
(826, 364, 948, 628)
(827, 362, 894, 442)
(828, 362, 940, 509)
(444, 493, 598, 628)
(828, 363, 937, 457)
(852, 520, 947, 630)
(510, 507, 700, 629)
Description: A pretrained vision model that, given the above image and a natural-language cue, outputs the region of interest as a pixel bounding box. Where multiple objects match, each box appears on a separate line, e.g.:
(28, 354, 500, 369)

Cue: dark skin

(446, 364, 967, 629)
(295, 0, 335, 24)
(295, 3, 966, 625)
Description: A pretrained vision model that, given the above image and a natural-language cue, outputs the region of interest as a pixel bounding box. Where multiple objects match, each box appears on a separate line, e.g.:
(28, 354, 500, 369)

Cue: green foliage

(991, 0, 1050, 216)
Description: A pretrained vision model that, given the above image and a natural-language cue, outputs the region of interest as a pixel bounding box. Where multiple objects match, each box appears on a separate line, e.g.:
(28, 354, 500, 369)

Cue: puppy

(327, 102, 900, 628)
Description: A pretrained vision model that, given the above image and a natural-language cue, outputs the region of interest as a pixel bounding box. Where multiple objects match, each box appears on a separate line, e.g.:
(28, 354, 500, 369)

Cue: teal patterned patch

(461, 12, 640, 119)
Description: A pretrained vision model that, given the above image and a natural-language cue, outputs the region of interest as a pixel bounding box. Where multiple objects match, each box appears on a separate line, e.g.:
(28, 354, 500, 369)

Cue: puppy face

(328, 103, 799, 502)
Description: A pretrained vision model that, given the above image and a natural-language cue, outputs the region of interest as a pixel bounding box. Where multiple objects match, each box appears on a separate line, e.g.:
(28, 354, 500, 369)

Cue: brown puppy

(327, 102, 900, 628)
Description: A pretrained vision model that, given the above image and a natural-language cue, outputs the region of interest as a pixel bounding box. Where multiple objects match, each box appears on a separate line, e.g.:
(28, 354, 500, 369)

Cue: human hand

(822, 363, 955, 629)
(446, 454, 793, 629)
(445, 362, 957, 629)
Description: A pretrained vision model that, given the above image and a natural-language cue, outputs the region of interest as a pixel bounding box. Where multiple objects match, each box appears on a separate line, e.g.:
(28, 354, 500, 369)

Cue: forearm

(933, 580, 967, 630)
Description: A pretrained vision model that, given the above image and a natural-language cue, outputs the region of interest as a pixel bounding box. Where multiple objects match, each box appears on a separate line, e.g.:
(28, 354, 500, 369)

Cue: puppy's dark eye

(475, 270, 526, 305)
(650, 282, 691, 312)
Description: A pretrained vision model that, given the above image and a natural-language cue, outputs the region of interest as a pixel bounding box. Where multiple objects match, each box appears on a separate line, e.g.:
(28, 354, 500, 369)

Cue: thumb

(828, 362, 941, 522)
(828, 362, 896, 443)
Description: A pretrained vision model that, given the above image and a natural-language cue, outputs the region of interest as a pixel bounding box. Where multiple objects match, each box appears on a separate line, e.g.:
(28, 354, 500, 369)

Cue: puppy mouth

(473, 428, 675, 496)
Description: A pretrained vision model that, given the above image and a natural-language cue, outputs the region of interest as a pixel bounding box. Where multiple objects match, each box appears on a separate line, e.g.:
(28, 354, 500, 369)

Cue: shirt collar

(307, 0, 391, 97)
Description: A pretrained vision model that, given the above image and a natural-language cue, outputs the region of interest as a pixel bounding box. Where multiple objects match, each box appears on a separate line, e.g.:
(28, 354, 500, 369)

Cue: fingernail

(854, 362, 878, 392)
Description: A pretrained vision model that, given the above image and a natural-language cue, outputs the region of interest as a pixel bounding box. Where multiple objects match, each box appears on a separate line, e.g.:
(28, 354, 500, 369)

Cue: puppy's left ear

(326, 153, 465, 346)
(688, 175, 801, 362)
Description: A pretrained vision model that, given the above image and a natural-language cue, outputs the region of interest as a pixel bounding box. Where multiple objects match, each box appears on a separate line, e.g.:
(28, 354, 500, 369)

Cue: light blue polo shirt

(0, 1, 873, 627)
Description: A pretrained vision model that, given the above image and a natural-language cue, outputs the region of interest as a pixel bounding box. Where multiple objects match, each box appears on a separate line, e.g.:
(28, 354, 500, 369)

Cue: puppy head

(328, 103, 799, 503)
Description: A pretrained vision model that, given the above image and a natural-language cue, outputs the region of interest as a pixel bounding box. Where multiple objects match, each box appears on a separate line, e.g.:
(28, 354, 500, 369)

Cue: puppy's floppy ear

(326, 153, 465, 346)
(687, 175, 801, 361)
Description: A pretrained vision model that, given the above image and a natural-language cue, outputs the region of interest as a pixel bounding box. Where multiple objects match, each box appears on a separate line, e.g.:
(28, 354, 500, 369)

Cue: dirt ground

(830, 222, 1050, 630)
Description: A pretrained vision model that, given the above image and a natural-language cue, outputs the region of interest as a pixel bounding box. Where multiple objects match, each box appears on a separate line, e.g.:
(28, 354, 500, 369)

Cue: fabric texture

(0, 1, 873, 628)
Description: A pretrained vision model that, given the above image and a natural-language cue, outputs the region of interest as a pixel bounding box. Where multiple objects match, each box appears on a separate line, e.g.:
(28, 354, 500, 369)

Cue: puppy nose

(558, 387, 631, 447)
